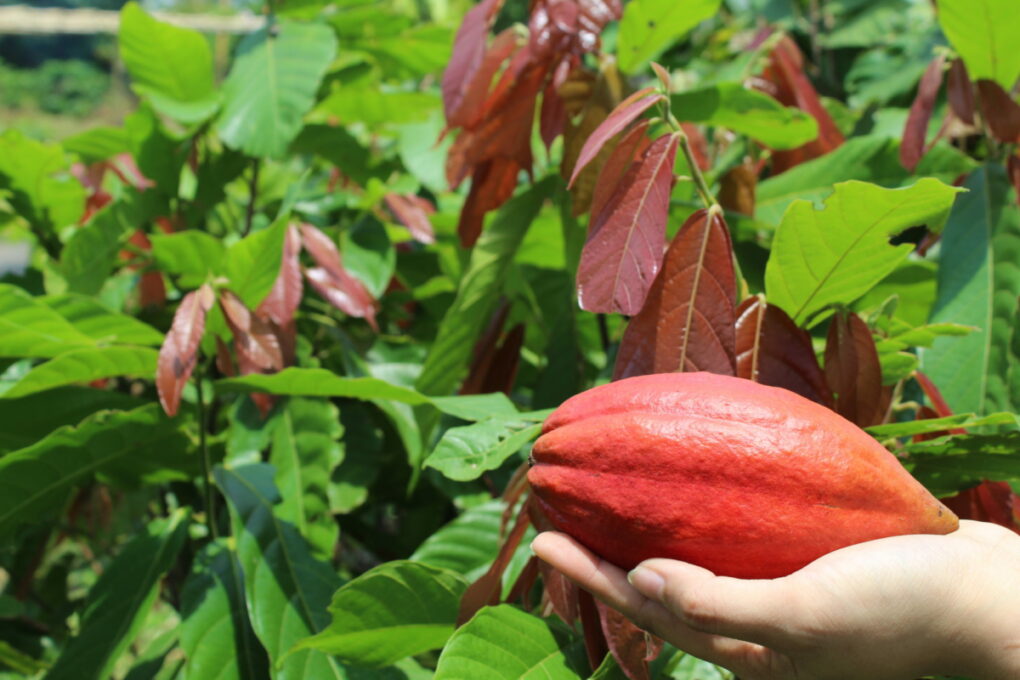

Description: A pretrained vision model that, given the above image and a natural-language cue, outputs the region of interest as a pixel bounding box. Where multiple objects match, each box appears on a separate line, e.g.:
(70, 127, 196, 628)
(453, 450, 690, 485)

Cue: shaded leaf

(718, 161, 757, 216)
(441, 0, 506, 125)
(291, 561, 467, 667)
(947, 59, 975, 126)
(0, 129, 84, 236)
(901, 55, 945, 172)
(180, 540, 270, 680)
(0, 387, 141, 455)
(941, 481, 1020, 531)
(671, 83, 819, 150)
(44, 510, 190, 680)
(902, 433, 1020, 496)
(1, 346, 158, 399)
(920, 165, 1020, 415)
(616, 0, 722, 73)
(614, 208, 736, 379)
(568, 88, 663, 188)
(156, 284, 214, 417)
(976, 79, 1020, 143)
(596, 601, 655, 680)
(411, 500, 506, 581)
(578, 133, 679, 314)
(457, 502, 531, 626)
(214, 464, 345, 679)
(216, 22, 337, 158)
(434, 605, 586, 680)
(764, 179, 960, 326)
(734, 296, 832, 406)
(824, 312, 885, 427)
(60, 201, 135, 295)
(150, 230, 226, 289)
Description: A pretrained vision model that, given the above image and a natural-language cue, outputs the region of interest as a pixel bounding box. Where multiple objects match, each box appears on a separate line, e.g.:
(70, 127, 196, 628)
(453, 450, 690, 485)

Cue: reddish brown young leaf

(577, 133, 678, 315)
(578, 589, 608, 672)
(156, 284, 214, 417)
(257, 224, 303, 327)
(734, 296, 832, 407)
(528, 501, 580, 625)
(220, 290, 285, 376)
(108, 153, 155, 191)
(977, 79, 1020, 143)
(540, 60, 572, 151)
(613, 208, 737, 380)
(462, 320, 526, 395)
(824, 311, 884, 427)
(718, 161, 757, 216)
(596, 601, 653, 680)
(457, 498, 532, 626)
(304, 268, 379, 331)
(460, 301, 510, 395)
(947, 59, 976, 126)
(901, 55, 946, 172)
(760, 36, 844, 174)
(442, 0, 506, 125)
(457, 157, 522, 247)
(299, 223, 343, 276)
(449, 28, 524, 131)
(1008, 153, 1020, 206)
(384, 193, 436, 244)
(214, 336, 236, 378)
(590, 120, 651, 221)
(941, 481, 1020, 534)
(568, 87, 664, 188)
(650, 62, 671, 93)
(505, 555, 540, 608)
(913, 371, 966, 434)
(122, 230, 168, 309)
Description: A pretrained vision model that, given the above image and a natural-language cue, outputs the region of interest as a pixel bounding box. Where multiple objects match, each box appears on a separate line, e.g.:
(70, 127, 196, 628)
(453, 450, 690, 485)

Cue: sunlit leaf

(902, 432, 1020, 495)
(568, 88, 663, 188)
(41, 294, 163, 346)
(291, 561, 467, 667)
(425, 420, 541, 482)
(937, 0, 1020, 90)
(150, 230, 227, 289)
(216, 367, 430, 404)
(867, 412, 1018, 439)
(617, 0, 722, 73)
(0, 284, 96, 358)
(0, 346, 158, 399)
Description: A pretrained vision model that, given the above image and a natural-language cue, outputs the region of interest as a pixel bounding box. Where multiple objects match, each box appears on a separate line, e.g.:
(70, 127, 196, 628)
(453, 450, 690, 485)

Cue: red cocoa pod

(528, 372, 958, 579)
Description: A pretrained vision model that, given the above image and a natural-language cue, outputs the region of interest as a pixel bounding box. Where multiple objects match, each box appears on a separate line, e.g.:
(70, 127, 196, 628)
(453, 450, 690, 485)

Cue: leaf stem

(196, 367, 218, 540)
(667, 113, 718, 209)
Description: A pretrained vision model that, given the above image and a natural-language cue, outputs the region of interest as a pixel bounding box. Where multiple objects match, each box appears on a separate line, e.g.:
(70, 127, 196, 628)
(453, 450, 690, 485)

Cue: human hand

(532, 520, 1020, 680)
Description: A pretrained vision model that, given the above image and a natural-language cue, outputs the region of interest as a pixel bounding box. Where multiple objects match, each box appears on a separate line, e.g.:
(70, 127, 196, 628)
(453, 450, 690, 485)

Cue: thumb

(628, 559, 802, 648)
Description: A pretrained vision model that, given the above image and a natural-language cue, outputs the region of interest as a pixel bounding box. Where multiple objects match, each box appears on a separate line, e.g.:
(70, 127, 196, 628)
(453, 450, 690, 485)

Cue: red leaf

(941, 481, 1020, 534)
(214, 336, 236, 377)
(457, 157, 521, 248)
(384, 193, 436, 244)
(613, 208, 737, 380)
(590, 120, 651, 221)
(540, 64, 570, 152)
(947, 59, 975, 126)
(461, 306, 526, 396)
(108, 153, 155, 191)
(506, 556, 540, 607)
(650, 62, 671, 92)
(460, 301, 510, 395)
(977, 79, 1020, 143)
(760, 36, 844, 174)
(156, 284, 214, 417)
(734, 296, 832, 407)
(568, 87, 664, 188)
(1008, 153, 1020, 206)
(596, 601, 654, 680)
(442, 0, 506, 125)
(219, 290, 285, 376)
(913, 370, 966, 438)
(457, 498, 532, 626)
(901, 55, 946, 172)
(718, 160, 757, 216)
(577, 133, 678, 315)
(257, 224, 303, 327)
(824, 311, 884, 427)
(578, 589, 608, 672)
(299, 223, 379, 330)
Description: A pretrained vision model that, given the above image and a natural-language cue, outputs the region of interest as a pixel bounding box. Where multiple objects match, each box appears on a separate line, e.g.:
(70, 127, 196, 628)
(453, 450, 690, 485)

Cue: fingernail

(628, 566, 664, 598)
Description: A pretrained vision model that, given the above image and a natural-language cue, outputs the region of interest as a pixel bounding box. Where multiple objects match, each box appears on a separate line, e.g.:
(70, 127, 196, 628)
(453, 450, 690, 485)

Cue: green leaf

(225, 218, 287, 308)
(867, 412, 1018, 439)
(903, 432, 1020, 495)
(330, 402, 383, 514)
(853, 260, 937, 328)
(410, 500, 505, 581)
(617, 0, 722, 73)
(216, 22, 337, 158)
(937, 0, 1020, 89)
(216, 367, 431, 404)
(40, 294, 164, 346)
(417, 178, 556, 396)
(291, 561, 467, 667)
(756, 136, 976, 225)
(341, 216, 394, 299)
(425, 421, 542, 482)
(214, 464, 346, 679)
(270, 398, 344, 559)
(353, 24, 453, 78)
(0, 387, 142, 455)
(0, 129, 85, 234)
(920, 165, 1020, 416)
(118, 2, 219, 122)
(180, 540, 270, 680)
(0, 284, 96, 358)
(43, 510, 190, 680)
(0, 346, 158, 399)
(60, 202, 135, 295)
(62, 126, 131, 163)
(434, 605, 586, 680)
(309, 89, 440, 125)
(765, 179, 960, 326)
(0, 405, 189, 537)
(670, 83, 818, 149)
(150, 230, 227, 288)
(429, 393, 521, 422)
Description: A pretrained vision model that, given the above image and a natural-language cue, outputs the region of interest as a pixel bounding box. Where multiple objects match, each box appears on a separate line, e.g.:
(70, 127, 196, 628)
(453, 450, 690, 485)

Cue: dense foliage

(0, 0, 1018, 678)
